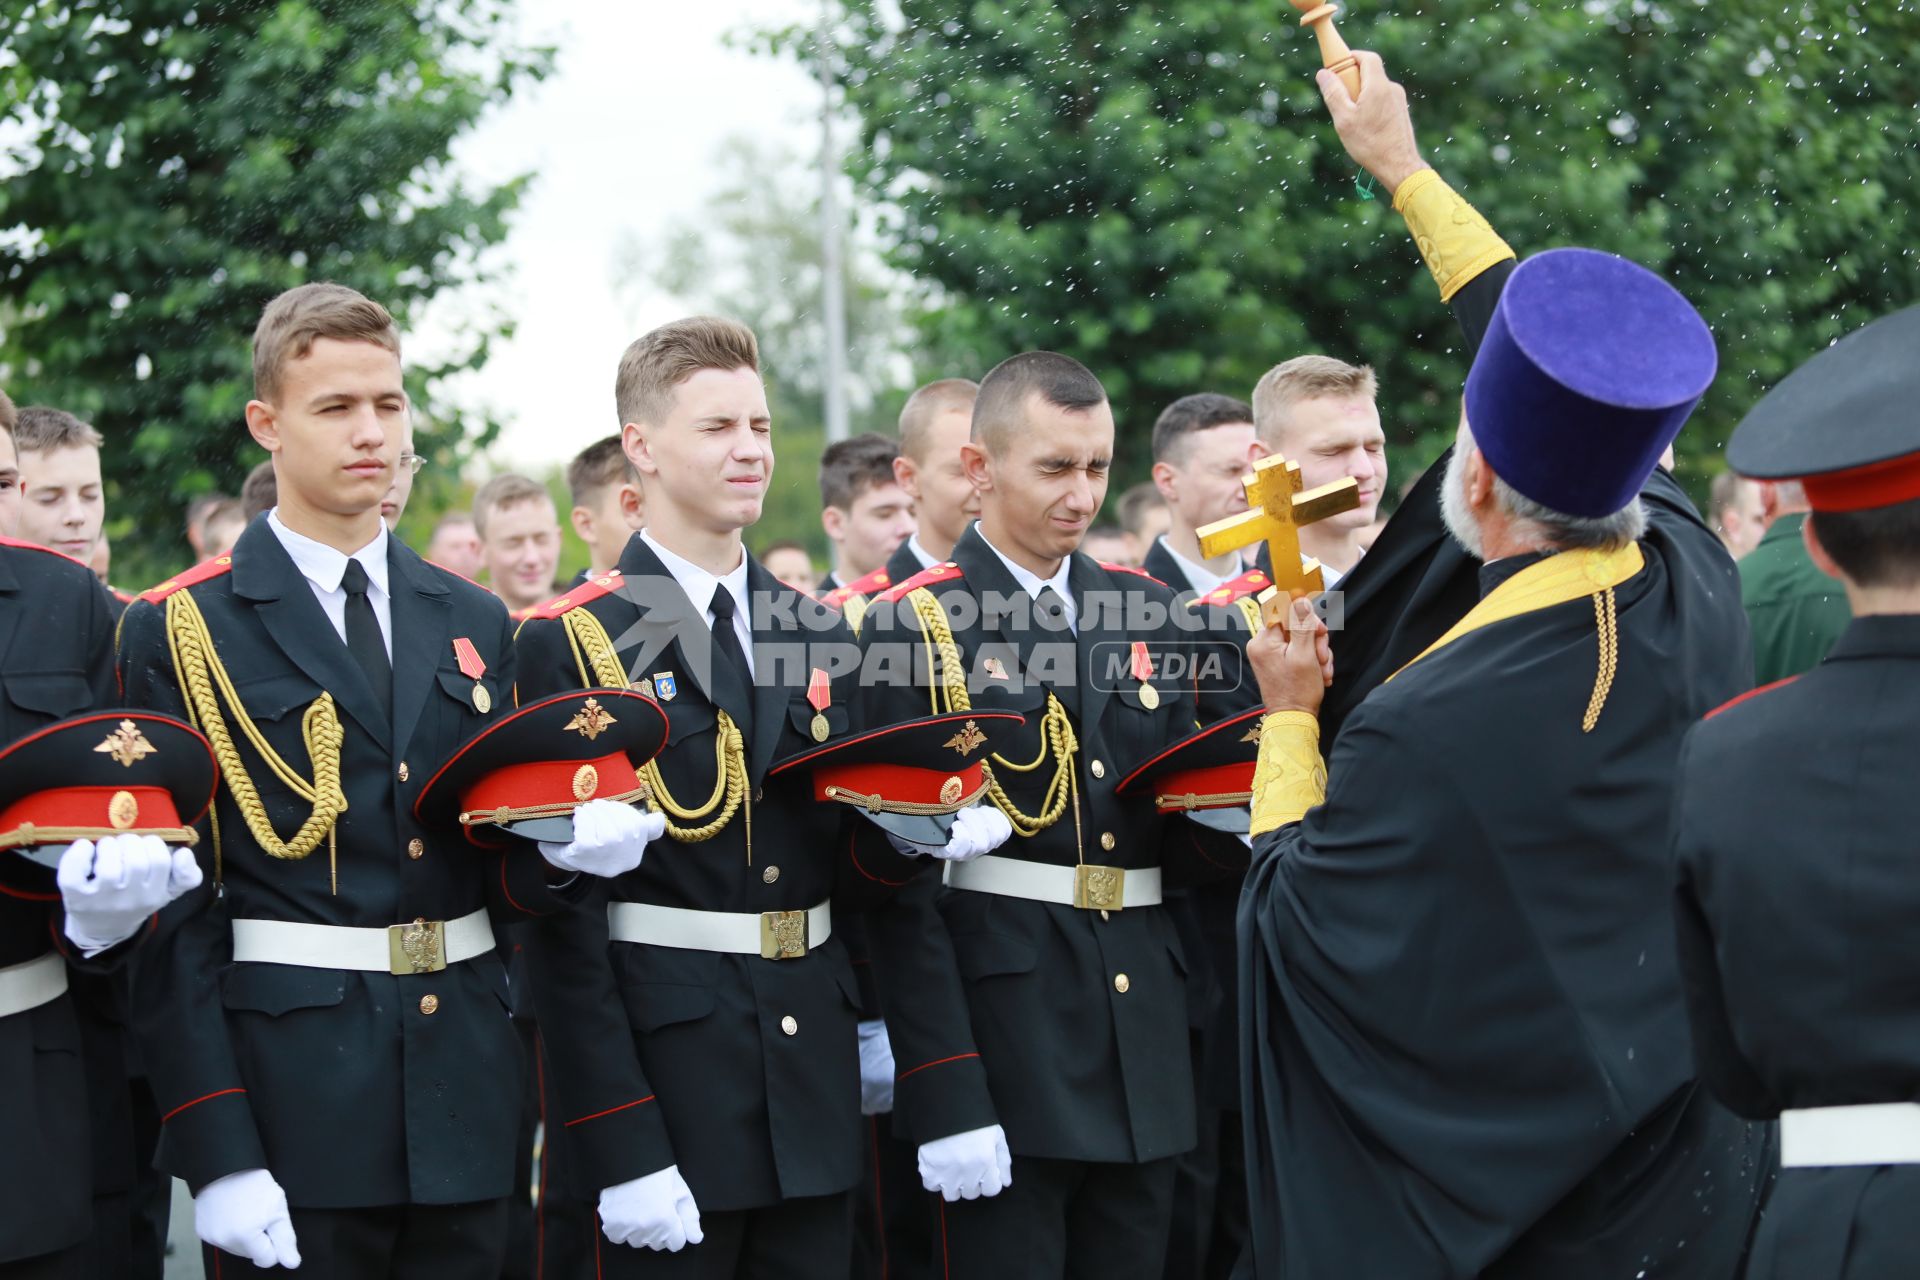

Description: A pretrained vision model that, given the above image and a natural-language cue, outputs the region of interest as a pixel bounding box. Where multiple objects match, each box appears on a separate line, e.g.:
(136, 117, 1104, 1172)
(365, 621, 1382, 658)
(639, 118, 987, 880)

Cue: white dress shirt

(1154, 536, 1244, 598)
(641, 530, 755, 677)
(976, 526, 1077, 635)
(266, 509, 393, 659)
(905, 533, 940, 572)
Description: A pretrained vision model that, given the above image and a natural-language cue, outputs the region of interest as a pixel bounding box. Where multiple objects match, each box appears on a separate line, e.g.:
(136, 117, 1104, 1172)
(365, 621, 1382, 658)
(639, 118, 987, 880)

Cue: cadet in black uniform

(1674, 302, 1920, 1280)
(0, 393, 203, 1279)
(855, 351, 1224, 1278)
(116, 285, 651, 1277)
(514, 316, 1008, 1279)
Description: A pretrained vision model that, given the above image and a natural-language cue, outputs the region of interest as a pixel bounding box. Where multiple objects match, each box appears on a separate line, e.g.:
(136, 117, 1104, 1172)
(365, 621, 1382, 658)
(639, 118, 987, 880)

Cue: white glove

(918, 1124, 1012, 1201)
(539, 799, 665, 878)
(59, 834, 202, 954)
(888, 803, 1014, 863)
(858, 1018, 895, 1116)
(599, 1164, 704, 1252)
(194, 1168, 301, 1269)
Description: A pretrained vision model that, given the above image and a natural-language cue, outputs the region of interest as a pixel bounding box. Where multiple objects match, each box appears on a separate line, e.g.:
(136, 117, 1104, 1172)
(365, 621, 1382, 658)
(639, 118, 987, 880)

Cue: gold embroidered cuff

(1392, 169, 1516, 303)
(1249, 710, 1326, 837)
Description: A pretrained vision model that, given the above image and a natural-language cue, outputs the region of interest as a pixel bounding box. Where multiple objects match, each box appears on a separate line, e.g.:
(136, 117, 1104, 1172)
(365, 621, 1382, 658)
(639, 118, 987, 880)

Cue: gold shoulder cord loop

(165, 590, 347, 889)
(563, 608, 748, 843)
(1582, 588, 1619, 733)
(1235, 597, 1264, 636)
(906, 586, 1077, 838)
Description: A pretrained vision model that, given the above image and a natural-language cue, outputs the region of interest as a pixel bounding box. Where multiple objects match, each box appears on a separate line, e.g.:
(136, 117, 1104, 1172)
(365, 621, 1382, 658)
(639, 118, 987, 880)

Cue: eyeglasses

(397, 453, 427, 475)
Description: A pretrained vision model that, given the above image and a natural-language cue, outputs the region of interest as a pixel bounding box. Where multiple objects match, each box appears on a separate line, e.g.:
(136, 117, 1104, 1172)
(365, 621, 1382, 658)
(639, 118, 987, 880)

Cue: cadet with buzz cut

(116, 283, 655, 1278)
(854, 350, 1226, 1278)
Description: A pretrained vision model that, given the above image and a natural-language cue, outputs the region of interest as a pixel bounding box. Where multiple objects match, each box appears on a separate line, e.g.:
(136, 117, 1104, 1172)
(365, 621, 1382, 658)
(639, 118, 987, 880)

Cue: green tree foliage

(775, 0, 1920, 494)
(616, 136, 919, 557)
(0, 0, 549, 582)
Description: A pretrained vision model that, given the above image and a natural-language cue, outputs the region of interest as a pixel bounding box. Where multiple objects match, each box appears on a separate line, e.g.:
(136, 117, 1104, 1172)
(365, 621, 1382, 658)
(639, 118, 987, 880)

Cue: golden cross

(1196, 454, 1360, 621)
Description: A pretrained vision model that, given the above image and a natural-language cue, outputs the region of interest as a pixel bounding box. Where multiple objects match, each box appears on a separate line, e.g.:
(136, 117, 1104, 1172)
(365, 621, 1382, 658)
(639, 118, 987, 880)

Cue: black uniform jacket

(1675, 613, 1920, 1280)
(1239, 473, 1772, 1278)
(0, 538, 122, 1264)
(512, 535, 991, 1213)
(854, 526, 1214, 1165)
(116, 520, 586, 1209)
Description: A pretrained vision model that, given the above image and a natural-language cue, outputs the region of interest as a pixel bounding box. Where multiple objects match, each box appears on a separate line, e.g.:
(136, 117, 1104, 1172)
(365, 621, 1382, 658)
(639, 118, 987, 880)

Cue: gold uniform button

(762, 865, 780, 885)
(1099, 832, 1116, 852)
(1090, 759, 1106, 779)
(1114, 974, 1130, 994)
(407, 838, 425, 860)
(397, 762, 409, 783)
(780, 1015, 798, 1036)
(419, 994, 440, 1015)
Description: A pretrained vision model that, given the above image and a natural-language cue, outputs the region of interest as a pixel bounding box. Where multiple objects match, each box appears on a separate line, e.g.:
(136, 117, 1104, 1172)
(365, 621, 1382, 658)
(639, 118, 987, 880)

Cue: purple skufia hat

(1464, 248, 1718, 519)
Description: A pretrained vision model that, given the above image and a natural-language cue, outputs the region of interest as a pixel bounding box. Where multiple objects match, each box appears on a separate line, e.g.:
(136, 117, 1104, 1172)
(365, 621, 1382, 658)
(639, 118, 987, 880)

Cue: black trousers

(202, 1199, 508, 1279)
(588, 1191, 850, 1280)
(851, 1114, 932, 1280)
(935, 1155, 1177, 1280)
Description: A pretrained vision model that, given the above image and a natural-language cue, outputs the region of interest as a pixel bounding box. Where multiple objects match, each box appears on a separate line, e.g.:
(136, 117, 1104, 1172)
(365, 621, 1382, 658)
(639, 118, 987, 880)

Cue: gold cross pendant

(1195, 455, 1360, 624)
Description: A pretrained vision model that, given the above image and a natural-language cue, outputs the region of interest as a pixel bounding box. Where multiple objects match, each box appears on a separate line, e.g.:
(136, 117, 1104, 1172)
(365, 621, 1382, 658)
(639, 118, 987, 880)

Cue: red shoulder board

(877, 561, 963, 604)
(824, 566, 891, 609)
(138, 554, 235, 603)
(1099, 561, 1164, 585)
(523, 569, 624, 621)
(0, 535, 88, 566)
(1703, 676, 1800, 721)
(110, 586, 135, 605)
(1189, 568, 1271, 609)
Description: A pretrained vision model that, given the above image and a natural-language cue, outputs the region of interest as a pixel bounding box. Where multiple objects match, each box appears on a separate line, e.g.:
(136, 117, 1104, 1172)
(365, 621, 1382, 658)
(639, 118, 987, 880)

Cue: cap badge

(95, 720, 157, 768)
(940, 776, 965, 806)
(572, 764, 600, 801)
(944, 720, 988, 756)
(565, 697, 618, 741)
(108, 790, 140, 830)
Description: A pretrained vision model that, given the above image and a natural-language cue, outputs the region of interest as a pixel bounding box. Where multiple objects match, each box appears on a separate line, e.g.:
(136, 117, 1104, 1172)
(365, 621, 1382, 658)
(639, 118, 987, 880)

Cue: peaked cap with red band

(1114, 706, 1265, 835)
(767, 711, 1023, 847)
(1730, 303, 1920, 513)
(0, 711, 217, 868)
(414, 688, 668, 846)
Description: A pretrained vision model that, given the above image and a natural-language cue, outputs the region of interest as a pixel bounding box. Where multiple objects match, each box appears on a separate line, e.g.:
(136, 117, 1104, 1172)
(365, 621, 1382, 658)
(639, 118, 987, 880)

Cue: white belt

(231, 909, 494, 976)
(608, 900, 831, 961)
(0, 952, 67, 1019)
(944, 855, 1163, 911)
(1781, 1103, 1920, 1167)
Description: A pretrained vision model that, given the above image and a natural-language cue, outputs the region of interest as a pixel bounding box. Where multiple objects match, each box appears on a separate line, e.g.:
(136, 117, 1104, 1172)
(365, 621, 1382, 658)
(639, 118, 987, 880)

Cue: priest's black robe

(1237, 469, 1775, 1278)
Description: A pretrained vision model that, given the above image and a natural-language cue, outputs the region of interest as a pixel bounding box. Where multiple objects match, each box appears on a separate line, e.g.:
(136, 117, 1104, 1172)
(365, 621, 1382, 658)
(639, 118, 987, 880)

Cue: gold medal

(473, 682, 492, 713)
(1138, 682, 1159, 710)
(810, 712, 830, 742)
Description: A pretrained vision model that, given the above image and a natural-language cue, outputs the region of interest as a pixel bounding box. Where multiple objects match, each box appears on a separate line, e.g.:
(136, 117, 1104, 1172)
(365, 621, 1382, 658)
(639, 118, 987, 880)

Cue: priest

(1234, 59, 1774, 1278)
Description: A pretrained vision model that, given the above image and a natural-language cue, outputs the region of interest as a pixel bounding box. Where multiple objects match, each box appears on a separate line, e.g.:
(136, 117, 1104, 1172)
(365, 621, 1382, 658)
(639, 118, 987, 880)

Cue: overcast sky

(417, 1, 822, 473)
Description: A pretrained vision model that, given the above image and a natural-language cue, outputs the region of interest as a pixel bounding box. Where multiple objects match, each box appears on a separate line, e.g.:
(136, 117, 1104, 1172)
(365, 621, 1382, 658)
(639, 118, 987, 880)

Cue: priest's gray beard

(1440, 442, 1486, 561)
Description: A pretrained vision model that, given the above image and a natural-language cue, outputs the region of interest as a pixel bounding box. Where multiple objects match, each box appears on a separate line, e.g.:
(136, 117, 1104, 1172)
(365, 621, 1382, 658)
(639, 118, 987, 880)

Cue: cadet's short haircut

(1810, 498, 1920, 588)
(431, 510, 476, 538)
(252, 283, 401, 404)
(12, 406, 104, 454)
(185, 492, 232, 537)
(759, 538, 808, 557)
(566, 435, 637, 508)
(1114, 481, 1168, 542)
(472, 473, 552, 539)
(898, 378, 979, 462)
(199, 497, 246, 541)
(971, 352, 1106, 456)
(1252, 355, 1378, 447)
(241, 460, 278, 522)
(615, 316, 759, 429)
(0, 388, 16, 434)
(1151, 393, 1254, 465)
(818, 434, 901, 512)
(1708, 470, 1742, 518)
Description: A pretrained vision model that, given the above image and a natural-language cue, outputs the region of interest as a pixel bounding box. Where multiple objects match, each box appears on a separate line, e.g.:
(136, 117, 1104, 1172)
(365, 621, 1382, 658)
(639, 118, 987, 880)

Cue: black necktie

(341, 559, 391, 711)
(1036, 586, 1071, 635)
(708, 584, 750, 690)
